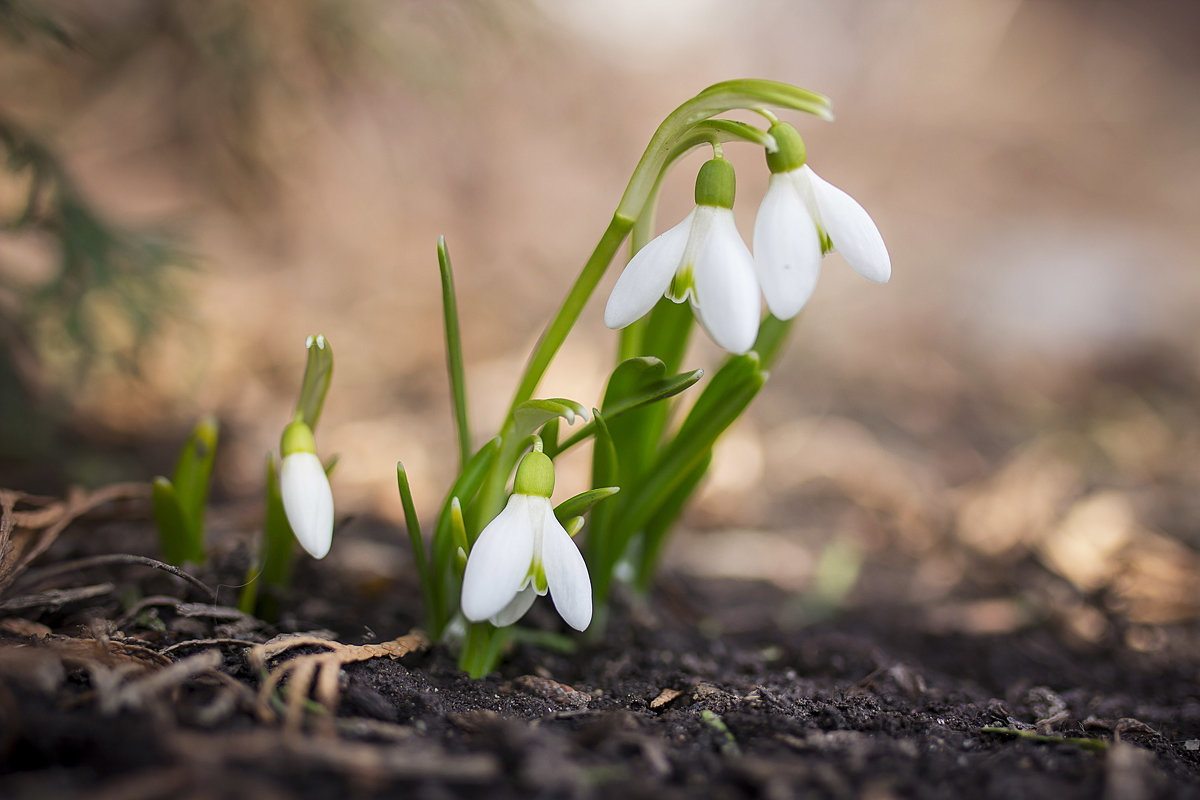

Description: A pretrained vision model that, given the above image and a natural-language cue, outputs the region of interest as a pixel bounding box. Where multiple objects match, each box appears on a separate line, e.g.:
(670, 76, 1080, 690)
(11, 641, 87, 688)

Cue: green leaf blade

(151, 477, 192, 566)
(295, 334, 333, 430)
(554, 486, 620, 524)
(620, 353, 766, 562)
(170, 415, 218, 559)
(438, 236, 472, 469)
(513, 397, 588, 438)
(397, 461, 435, 628)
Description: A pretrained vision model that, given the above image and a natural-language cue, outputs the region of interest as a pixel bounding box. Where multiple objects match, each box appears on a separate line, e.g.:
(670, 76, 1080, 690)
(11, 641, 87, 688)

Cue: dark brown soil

(2, 511, 1199, 800)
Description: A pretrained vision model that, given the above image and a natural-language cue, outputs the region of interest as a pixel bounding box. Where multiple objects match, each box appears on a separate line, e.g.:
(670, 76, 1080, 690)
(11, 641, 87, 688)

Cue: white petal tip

(542, 517, 593, 632)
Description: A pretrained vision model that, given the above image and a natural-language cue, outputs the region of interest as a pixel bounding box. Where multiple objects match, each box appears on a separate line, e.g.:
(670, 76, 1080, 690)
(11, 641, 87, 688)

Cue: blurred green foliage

(0, 0, 381, 473)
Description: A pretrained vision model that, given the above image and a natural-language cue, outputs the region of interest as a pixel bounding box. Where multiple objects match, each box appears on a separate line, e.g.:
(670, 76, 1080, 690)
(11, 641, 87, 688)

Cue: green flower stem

(506, 79, 827, 423)
(460, 621, 508, 678)
(474, 216, 633, 528)
(753, 313, 797, 371)
(508, 215, 634, 416)
(615, 79, 830, 224)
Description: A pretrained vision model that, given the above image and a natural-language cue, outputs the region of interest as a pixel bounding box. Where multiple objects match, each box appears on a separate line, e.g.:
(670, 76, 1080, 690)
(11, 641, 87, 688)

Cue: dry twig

(0, 483, 149, 593)
(251, 630, 428, 734)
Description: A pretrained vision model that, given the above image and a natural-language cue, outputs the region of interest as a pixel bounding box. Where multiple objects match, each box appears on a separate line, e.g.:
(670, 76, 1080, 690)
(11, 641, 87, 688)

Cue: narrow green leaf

(606, 365, 702, 419)
(448, 497, 469, 559)
(294, 334, 333, 430)
(554, 359, 702, 455)
(443, 437, 502, 548)
(540, 417, 561, 460)
(980, 727, 1109, 753)
(170, 416, 218, 550)
(634, 452, 711, 590)
(620, 354, 765, 557)
(640, 299, 694, 377)
(586, 410, 621, 604)
(513, 397, 588, 438)
(260, 454, 295, 591)
(554, 487, 619, 524)
(438, 236, 472, 469)
(673, 353, 764, 444)
(236, 562, 258, 616)
(753, 314, 796, 372)
(151, 477, 191, 566)
(396, 462, 435, 626)
(507, 626, 577, 654)
(482, 625, 512, 675)
(603, 356, 673, 494)
(243, 453, 296, 622)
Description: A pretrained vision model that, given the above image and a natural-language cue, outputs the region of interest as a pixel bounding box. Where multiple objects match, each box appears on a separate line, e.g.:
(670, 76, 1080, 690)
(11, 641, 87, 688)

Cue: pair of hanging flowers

(605, 122, 891, 353)
(459, 120, 892, 636)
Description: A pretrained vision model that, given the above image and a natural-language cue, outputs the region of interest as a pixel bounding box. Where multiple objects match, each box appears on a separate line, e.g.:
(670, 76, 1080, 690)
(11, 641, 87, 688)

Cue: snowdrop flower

(460, 450, 592, 631)
(752, 122, 890, 319)
(605, 157, 761, 354)
(279, 420, 334, 559)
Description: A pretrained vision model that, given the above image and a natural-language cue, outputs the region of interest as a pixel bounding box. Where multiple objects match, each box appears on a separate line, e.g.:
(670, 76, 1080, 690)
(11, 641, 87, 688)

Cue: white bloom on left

(604, 157, 761, 355)
(460, 452, 592, 631)
(279, 422, 334, 560)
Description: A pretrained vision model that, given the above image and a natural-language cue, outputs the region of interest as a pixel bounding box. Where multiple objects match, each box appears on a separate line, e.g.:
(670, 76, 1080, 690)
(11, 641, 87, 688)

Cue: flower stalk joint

(281, 421, 317, 457)
(764, 122, 807, 174)
(694, 157, 736, 209)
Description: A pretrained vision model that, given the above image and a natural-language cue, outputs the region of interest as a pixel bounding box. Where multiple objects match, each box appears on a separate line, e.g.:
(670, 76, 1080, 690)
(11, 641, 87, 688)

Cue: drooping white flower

(605, 157, 761, 354)
(460, 451, 592, 631)
(279, 421, 334, 559)
(752, 122, 890, 320)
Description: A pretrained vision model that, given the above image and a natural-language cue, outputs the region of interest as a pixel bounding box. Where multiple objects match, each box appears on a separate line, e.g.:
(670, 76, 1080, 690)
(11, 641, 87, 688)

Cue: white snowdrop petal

(540, 511, 592, 631)
(460, 494, 536, 623)
(280, 452, 334, 559)
(804, 167, 891, 283)
(604, 210, 693, 329)
(692, 209, 761, 354)
(753, 174, 823, 319)
(490, 585, 537, 627)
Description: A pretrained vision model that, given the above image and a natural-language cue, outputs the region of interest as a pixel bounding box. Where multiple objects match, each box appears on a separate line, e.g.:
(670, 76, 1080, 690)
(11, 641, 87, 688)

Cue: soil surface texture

(1, 507, 1198, 800)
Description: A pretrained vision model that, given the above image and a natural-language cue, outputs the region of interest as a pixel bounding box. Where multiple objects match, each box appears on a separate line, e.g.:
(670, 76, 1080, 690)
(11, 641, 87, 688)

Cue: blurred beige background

(4, 1, 1199, 630)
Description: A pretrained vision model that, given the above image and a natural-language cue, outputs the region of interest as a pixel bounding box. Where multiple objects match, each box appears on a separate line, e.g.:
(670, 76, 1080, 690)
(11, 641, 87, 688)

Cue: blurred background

(2, 1, 1199, 643)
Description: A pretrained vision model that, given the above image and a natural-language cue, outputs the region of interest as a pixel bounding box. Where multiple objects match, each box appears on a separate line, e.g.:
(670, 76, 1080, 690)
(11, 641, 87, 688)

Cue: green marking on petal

(818, 228, 834, 255)
(668, 265, 695, 302)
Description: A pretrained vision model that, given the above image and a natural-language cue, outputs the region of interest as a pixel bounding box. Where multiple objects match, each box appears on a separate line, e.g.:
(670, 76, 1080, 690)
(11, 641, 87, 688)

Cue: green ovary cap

(694, 158, 736, 209)
(514, 450, 555, 498)
(281, 421, 317, 456)
(765, 122, 807, 174)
